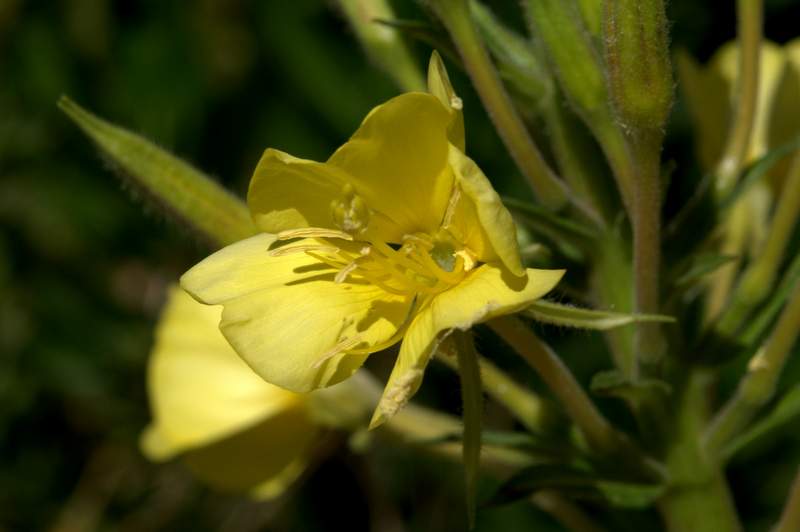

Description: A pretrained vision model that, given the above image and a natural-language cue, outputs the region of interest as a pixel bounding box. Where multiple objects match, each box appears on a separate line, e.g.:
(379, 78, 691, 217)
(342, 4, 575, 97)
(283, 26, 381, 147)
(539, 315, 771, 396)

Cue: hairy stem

(659, 371, 742, 532)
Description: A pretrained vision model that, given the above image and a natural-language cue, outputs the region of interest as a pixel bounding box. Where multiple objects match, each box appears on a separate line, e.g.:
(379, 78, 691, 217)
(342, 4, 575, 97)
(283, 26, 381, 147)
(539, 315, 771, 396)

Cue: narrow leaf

(58, 96, 257, 248)
(673, 253, 738, 287)
(719, 134, 800, 213)
(470, 0, 552, 105)
(375, 18, 460, 63)
(523, 300, 675, 330)
(455, 332, 483, 529)
(723, 386, 800, 461)
(741, 252, 800, 346)
(489, 464, 664, 508)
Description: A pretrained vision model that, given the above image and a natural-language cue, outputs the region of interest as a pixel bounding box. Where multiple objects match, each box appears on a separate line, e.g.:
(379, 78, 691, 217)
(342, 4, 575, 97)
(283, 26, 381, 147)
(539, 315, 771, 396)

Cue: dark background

(1, 0, 799, 530)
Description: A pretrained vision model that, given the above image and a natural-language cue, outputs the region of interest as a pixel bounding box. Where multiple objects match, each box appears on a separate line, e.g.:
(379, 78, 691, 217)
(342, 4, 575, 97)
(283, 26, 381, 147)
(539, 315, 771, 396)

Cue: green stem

(489, 316, 620, 455)
(592, 232, 636, 377)
(631, 134, 667, 375)
(436, 350, 554, 434)
(381, 402, 531, 471)
(773, 467, 800, 532)
(490, 316, 663, 480)
(659, 371, 741, 532)
(715, 0, 763, 195)
(431, 0, 570, 211)
(705, 281, 800, 456)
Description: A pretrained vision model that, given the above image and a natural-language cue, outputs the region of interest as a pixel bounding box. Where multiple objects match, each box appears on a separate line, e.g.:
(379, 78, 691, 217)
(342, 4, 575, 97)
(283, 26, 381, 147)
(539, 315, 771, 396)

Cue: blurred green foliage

(1, 0, 798, 530)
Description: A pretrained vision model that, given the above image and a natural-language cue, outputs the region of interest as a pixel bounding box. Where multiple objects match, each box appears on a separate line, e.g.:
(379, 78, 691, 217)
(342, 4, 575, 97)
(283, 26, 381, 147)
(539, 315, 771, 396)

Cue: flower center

(270, 187, 476, 297)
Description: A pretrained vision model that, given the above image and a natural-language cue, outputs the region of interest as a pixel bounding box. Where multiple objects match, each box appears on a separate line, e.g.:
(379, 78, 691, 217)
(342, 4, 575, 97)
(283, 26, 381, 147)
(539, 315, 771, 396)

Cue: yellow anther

(330, 183, 371, 234)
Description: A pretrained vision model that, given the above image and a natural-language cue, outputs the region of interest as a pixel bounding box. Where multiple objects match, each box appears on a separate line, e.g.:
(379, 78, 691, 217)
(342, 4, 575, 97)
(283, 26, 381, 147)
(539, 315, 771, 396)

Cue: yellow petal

(768, 38, 800, 158)
(713, 41, 786, 162)
(679, 41, 787, 171)
(370, 265, 564, 427)
(181, 407, 320, 499)
(676, 49, 733, 170)
(248, 149, 403, 242)
(427, 51, 465, 151)
(328, 92, 455, 235)
(141, 287, 305, 461)
(447, 145, 525, 276)
(181, 233, 414, 392)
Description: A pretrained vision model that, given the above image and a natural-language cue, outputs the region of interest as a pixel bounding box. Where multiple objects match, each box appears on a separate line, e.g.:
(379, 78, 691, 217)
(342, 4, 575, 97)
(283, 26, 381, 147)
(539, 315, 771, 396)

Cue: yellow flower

(181, 55, 564, 428)
(141, 287, 328, 499)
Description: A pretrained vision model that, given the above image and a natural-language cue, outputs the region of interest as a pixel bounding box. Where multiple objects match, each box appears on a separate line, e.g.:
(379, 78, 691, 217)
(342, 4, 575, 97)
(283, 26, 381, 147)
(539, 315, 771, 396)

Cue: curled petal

(371, 265, 564, 427)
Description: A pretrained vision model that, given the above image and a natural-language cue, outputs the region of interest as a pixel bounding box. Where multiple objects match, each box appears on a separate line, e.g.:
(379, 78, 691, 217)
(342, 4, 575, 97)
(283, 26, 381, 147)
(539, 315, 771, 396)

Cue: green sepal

(522, 300, 675, 330)
(58, 96, 257, 248)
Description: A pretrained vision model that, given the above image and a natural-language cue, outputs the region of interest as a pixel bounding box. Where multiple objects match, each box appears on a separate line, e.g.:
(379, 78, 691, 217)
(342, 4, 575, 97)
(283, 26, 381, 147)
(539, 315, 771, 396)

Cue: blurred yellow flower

(142, 287, 325, 499)
(678, 38, 800, 175)
(181, 54, 564, 428)
(679, 39, 800, 319)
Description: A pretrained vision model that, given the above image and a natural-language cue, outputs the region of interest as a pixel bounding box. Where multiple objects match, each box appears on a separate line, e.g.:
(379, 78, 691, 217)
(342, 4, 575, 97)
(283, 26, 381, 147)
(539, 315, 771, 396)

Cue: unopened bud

(603, 0, 673, 132)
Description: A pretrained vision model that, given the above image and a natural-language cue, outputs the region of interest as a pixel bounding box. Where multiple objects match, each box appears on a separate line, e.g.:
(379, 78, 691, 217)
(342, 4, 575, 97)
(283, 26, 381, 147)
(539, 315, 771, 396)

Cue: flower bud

(603, 0, 673, 132)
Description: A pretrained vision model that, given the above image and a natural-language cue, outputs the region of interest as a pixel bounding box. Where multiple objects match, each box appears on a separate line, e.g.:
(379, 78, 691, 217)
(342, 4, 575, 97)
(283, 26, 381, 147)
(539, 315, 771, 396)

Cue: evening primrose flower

(142, 287, 371, 498)
(181, 55, 564, 428)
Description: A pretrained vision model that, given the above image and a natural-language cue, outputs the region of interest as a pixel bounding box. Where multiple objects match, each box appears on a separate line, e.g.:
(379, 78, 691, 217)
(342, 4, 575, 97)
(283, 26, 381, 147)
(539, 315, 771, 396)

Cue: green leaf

(665, 135, 800, 255)
(455, 332, 483, 529)
(374, 18, 460, 64)
(672, 253, 738, 287)
(595, 480, 665, 508)
(58, 96, 257, 248)
(590, 370, 670, 398)
(489, 464, 664, 508)
(503, 196, 597, 261)
(741, 252, 800, 346)
(719, 134, 800, 213)
(523, 300, 675, 330)
(723, 386, 800, 461)
(469, 1, 552, 106)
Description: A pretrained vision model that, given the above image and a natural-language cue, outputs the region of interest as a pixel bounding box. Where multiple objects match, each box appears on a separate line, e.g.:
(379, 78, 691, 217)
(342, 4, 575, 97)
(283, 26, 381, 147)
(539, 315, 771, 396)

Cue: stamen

(276, 227, 353, 241)
(334, 261, 359, 283)
(268, 244, 340, 257)
(441, 185, 461, 229)
(311, 334, 364, 369)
